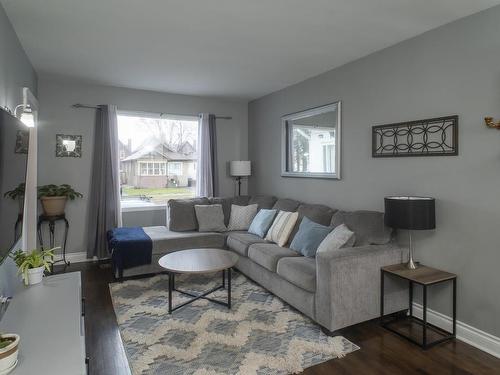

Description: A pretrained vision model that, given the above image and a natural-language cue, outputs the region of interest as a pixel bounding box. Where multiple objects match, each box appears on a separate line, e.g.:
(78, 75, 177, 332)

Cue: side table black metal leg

(37, 221, 44, 249)
(62, 218, 70, 266)
(423, 285, 428, 348)
(380, 270, 385, 321)
(227, 268, 231, 309)
(49, 220, 55, 248)
(222, 269, 225, 288)
(409, 280, 413, 317)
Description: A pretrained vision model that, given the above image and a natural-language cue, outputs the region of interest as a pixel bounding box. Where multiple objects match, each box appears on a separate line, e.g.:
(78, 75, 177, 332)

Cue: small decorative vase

(0, 334, 20, 374)
(40, 196, 67, 216)
(27, 266, 45, 285)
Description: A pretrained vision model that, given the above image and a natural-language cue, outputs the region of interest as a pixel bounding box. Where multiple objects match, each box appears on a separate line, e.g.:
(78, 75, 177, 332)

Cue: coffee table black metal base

(168, 268, 232, 313)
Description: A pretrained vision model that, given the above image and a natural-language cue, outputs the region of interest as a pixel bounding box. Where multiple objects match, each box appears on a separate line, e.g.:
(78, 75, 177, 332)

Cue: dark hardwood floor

(55, 262, 500, 375)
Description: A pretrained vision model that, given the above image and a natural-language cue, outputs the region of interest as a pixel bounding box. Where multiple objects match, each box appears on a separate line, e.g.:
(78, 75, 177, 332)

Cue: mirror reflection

(282, 102, 341, 179)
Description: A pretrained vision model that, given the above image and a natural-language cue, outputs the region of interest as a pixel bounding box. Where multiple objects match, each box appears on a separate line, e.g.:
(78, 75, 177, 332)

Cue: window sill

(121, 203, 167, 213)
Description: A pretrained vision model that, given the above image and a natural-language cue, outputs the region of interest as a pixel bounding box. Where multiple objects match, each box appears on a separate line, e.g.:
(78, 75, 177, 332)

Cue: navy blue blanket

(107, 227, 152, 273)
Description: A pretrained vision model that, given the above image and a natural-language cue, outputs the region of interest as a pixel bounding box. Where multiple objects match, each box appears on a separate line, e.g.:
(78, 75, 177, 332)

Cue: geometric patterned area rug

(109, 271, 359, 375)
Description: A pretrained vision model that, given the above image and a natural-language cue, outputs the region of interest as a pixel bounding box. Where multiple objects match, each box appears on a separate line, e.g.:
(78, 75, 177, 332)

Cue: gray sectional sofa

(119, 195, 408, 333)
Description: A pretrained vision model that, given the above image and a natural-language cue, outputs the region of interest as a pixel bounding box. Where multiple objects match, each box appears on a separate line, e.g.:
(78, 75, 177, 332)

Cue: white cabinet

(0, 272, 87, 374)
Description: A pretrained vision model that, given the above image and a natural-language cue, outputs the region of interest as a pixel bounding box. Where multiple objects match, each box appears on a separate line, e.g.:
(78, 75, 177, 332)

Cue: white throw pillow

(266, 211, 299, 247)
(317, 224, 355, 254)
(227, 204, 258, 231)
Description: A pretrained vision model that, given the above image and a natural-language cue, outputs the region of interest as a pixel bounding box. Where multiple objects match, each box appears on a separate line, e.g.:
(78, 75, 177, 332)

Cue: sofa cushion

(248, 243, 300, 272)
(248, 195, 277, 210)
(232, 195, 251, 206)
(277, 257, 317, 292)
(209, 197, 233, 225)
(168, 198, 210, 231)
(330, 210, 393, 246)
(143, 226, 225, 254)
(227, 204, 258, 231)
(226, 232, 267, 256)
(289, 203, 336, 242)
(248, 209, 277, 238)
(272, 198, 301, 212)
(290, 217, 332, 257)
(194, 204, 227, 232)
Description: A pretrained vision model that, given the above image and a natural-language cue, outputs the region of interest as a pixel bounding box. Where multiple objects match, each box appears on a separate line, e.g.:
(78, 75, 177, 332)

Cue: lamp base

(406, 258, 420, 270)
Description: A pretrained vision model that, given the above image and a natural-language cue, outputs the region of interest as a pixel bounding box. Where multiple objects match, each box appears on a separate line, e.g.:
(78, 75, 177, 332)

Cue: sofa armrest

(315, 243, 408, 332)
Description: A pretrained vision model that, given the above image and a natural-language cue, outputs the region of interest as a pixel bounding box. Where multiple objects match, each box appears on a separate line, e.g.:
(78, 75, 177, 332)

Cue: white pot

(0, 334, 19, 374)
(27, 266, 45, 285)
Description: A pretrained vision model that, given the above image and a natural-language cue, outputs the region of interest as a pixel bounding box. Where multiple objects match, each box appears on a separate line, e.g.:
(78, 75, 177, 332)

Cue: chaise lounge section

(114, 195, 408, 332)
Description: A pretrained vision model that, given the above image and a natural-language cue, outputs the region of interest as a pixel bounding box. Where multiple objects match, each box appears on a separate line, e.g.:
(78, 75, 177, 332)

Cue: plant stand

(37, 214, 70, 266)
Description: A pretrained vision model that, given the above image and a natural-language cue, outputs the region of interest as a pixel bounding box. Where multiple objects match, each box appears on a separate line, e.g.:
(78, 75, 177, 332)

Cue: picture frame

(14, 130, 29, 154)
(56, 134, 82, 158)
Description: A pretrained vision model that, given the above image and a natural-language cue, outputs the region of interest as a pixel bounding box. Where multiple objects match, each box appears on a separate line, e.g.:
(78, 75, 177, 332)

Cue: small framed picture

(15, 130, 29, 154)
(56, 134, 82, 158)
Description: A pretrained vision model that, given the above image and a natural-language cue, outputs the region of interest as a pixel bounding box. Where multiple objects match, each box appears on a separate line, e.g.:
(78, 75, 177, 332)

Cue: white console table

(0, 272, 87, 374)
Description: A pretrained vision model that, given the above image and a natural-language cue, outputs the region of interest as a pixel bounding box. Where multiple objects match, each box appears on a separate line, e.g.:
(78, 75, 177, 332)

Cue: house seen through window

(118, 113, 198, 210)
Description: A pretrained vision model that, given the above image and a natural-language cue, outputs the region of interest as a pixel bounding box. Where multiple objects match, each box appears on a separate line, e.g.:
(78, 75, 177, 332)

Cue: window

(138, 161, 167, 176)
(168, 162, 182, 175)
(117, 112, 199, 210)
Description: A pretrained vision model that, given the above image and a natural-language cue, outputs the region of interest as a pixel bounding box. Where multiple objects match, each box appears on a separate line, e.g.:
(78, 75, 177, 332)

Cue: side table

(380, 263, 456, 349)
(37, 214, 70, 266)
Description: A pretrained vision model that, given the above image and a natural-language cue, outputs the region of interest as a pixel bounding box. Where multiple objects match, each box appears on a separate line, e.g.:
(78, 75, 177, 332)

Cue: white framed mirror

(281, 102, 341, 179)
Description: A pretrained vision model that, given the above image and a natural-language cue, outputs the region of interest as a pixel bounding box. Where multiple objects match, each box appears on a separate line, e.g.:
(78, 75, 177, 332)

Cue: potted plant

(4, 183, 25, 215)
(10, 248, 56, 285)
(0, 333, 20, 373)
(38, 184, 83, 216)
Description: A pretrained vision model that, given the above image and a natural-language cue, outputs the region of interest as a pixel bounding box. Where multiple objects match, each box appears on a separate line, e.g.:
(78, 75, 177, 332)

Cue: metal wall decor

(56, 134, 82, 158)
(484, 117, 500, 129)
(372, 115, 458, 157)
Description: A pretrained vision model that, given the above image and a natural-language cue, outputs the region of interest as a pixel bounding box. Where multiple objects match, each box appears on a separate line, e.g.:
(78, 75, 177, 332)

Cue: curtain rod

(71, 103, 232, 120)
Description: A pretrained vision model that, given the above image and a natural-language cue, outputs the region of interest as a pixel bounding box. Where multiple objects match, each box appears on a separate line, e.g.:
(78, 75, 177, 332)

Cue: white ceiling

(2, 0, 500, 100)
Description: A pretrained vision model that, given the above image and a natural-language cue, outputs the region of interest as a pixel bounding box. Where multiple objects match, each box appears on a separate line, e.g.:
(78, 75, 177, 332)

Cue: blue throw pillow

(248, 209, 277, 238)
(290, 217, 332, 257)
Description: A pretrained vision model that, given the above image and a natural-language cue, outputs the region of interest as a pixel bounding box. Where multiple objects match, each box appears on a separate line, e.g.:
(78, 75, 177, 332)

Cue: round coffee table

(158, 248, 239, 313)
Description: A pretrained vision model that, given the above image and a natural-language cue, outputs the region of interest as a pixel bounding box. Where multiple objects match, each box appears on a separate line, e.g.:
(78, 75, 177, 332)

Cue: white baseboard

(54, 251, 90, 264)
(412, 303, 500, 358)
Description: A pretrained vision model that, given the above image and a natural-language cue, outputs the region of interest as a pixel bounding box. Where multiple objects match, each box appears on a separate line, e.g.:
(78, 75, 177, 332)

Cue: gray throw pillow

(194, 204, 227, 232)
(317, 224, 356, 254)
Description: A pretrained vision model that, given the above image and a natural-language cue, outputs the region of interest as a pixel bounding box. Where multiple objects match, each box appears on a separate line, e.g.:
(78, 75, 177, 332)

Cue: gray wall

(248, 6, 500, 336)
(37, 74, 248, 255)
(0, 3, 36, 113)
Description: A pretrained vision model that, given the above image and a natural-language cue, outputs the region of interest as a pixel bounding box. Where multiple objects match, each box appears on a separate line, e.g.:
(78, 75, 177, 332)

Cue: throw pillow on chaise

(194, 204, 227, 232)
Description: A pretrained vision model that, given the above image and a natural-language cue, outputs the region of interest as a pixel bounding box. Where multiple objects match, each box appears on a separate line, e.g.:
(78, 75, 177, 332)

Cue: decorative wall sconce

(484, 117, 500, 129)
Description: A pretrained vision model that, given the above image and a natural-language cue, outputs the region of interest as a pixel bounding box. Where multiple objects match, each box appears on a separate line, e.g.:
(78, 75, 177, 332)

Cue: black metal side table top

(158, 248, 239, 314)
(380, 263, 457, 349)
(37, 214, 70, 266)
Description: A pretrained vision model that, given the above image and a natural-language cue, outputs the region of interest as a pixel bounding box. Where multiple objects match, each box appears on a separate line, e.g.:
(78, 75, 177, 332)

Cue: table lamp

(384, 196, 436, 269)
(229, 161, 251, 196)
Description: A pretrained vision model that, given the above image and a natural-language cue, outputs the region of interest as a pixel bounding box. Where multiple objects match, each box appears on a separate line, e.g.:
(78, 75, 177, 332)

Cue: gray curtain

(86, 105, 122, 259)
(196, 113, 218, 197)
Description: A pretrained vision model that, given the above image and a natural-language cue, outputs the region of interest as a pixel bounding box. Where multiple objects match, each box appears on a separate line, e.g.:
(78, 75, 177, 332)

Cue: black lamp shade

(384, 196, 435, 230)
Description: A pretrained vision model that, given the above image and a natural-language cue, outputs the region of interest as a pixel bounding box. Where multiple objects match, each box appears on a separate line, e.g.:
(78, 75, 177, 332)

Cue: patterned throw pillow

(227, 204, 259, 231)
(317, 224, 356, 254)
(266, 211, 299, 247)
(194, 204, 227, 232)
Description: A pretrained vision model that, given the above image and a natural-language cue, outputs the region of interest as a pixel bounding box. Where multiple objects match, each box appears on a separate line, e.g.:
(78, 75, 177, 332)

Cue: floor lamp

(230, 161, 251, 196)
